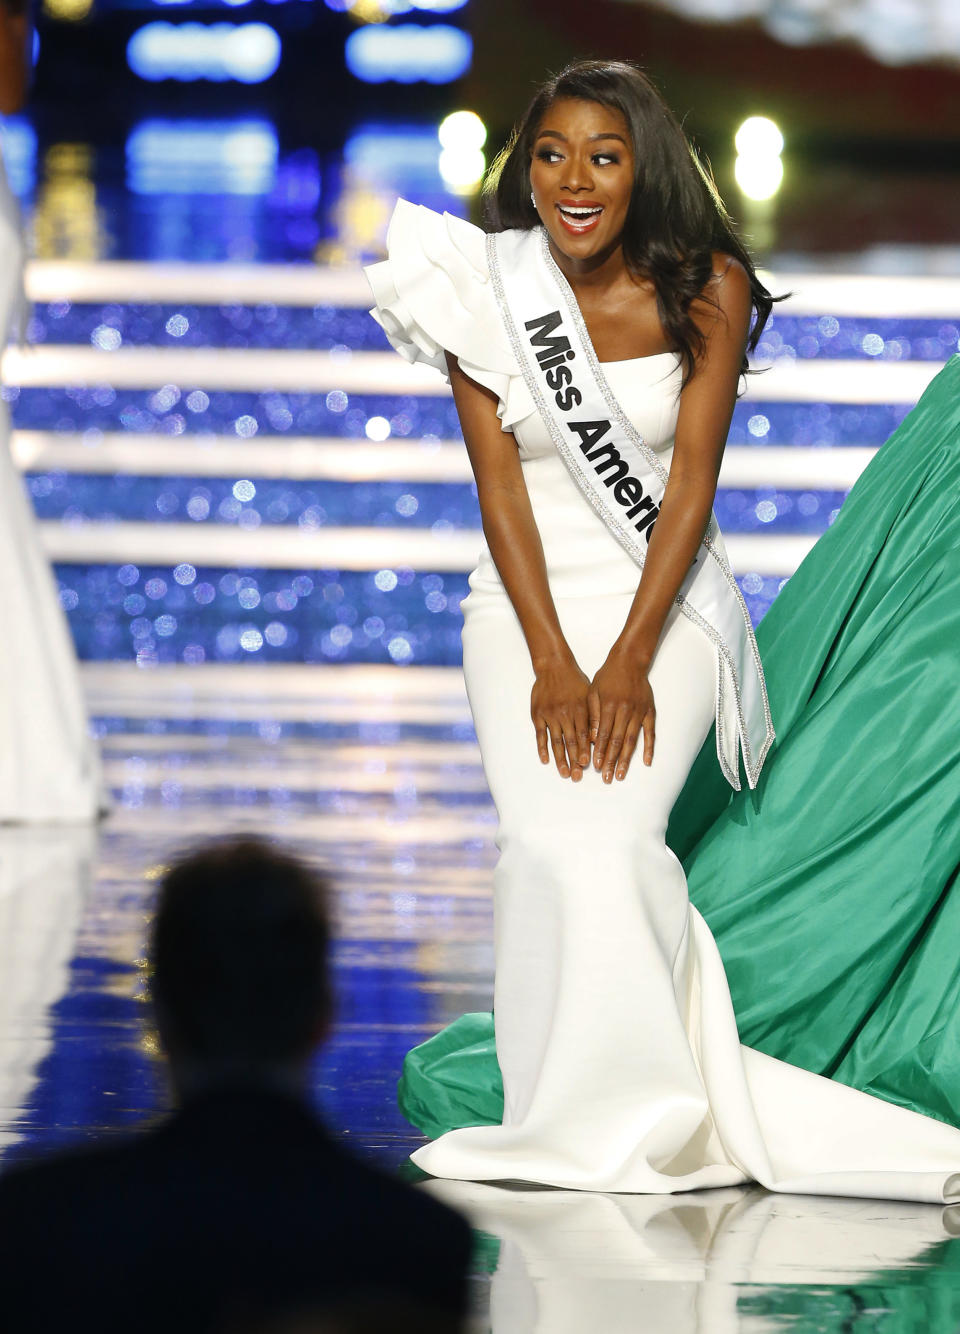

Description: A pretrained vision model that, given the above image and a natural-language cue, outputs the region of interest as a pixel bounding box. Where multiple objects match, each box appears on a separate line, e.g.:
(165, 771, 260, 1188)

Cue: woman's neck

(546, 234, 637, 297)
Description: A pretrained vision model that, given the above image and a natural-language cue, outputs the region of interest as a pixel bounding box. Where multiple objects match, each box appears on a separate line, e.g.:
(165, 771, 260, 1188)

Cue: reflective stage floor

(3, 663, 960, 1333)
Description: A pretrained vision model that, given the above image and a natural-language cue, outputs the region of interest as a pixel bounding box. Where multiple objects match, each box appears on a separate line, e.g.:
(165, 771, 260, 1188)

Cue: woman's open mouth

(555, 203, 604, 235)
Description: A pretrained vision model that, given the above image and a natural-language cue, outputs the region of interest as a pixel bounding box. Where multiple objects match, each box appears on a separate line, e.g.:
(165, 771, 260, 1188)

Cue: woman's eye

(534, 148, 619, 165)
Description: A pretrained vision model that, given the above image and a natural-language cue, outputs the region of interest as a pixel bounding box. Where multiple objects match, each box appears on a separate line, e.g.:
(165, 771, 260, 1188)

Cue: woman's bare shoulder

(691, 251, 752, 333)
(708, 251, 751, 296)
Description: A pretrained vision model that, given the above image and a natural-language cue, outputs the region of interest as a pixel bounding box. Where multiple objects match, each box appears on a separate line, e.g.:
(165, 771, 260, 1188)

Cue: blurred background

(13, 0, 960, 266)
(14, 0, 960, 265)
(7, 0, 959, 677)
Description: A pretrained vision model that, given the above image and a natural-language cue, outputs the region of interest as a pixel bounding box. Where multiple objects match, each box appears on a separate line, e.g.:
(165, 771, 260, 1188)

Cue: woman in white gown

(367, 60, 960, 1200)
(0, 2, 101, 822)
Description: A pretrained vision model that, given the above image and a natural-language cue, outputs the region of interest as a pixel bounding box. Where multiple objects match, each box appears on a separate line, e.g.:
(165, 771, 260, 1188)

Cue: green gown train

(399, 355, 960, 1142)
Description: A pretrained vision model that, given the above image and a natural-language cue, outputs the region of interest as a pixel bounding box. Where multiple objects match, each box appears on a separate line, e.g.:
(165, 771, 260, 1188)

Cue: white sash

(486, 227, 774, 791)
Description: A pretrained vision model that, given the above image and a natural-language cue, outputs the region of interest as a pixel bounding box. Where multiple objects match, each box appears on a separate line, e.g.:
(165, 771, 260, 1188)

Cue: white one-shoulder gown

(367, 201, 960, 1201)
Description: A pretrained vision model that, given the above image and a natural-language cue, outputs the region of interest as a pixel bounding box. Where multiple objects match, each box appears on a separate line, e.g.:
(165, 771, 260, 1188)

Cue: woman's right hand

(531, 654, 593, 781)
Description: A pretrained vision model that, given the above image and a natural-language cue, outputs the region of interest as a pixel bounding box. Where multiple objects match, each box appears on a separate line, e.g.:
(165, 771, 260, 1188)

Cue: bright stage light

(344, 123, 446, 193)
(126, 120, 279, 194)
(438, 110, 486, 152)
(437, 112, 487, 193)
(32, 143, 102, 261)
(42, 0, 92, 21)
(440, 111, 490, 194)
(734, 116, 783, 158)
(734, 152, 784, 202)
(400, 0, 468, 10)
(127, 21, 281, 83)
(438, 146, 485, 192)
(365, 415, 391, 441)
(734, 115, 784, 202)
(345, 22, 472, 83)
(227, 25, 282, 82)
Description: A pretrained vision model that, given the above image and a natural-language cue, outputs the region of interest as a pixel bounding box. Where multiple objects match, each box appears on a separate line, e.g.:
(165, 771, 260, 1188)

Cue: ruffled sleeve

(364, 199, 535, 431)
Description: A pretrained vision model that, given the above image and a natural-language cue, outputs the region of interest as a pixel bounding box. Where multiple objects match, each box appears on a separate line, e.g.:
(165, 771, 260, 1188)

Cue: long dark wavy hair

(483, 60, 778, 385)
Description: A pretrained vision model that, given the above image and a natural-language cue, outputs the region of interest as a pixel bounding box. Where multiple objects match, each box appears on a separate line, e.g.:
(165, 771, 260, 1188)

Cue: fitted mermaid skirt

(409, 449, 960, 1201)
(401, 357, 960, 1152)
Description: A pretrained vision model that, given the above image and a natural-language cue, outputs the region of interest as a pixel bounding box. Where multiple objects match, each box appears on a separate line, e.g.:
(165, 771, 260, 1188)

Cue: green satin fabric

(397, 1011, 505, 1142)
(400, 355, 960, 1137)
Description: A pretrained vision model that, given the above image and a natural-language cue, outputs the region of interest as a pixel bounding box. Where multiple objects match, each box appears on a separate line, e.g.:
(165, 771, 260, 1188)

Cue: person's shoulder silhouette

(0, 837, 471, 1333)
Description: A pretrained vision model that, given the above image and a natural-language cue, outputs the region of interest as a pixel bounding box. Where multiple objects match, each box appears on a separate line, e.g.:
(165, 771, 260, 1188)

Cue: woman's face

(529, 97, 635, 262)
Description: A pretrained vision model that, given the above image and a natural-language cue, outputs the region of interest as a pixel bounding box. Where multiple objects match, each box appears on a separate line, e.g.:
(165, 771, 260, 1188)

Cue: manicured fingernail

(616, 768, 625, 780)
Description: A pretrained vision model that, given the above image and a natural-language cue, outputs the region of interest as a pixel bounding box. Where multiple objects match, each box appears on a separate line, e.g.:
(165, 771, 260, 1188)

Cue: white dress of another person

(0, 145, 102, 821)
(366, 200, 960, 1202)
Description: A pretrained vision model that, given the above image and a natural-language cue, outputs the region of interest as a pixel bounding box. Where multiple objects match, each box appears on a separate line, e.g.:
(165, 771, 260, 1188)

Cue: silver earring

(530, 190, 536, 206)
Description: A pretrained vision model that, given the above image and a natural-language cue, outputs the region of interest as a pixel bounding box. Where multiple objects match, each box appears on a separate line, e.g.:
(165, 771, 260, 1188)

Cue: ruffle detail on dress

(364, 199, 535, 431)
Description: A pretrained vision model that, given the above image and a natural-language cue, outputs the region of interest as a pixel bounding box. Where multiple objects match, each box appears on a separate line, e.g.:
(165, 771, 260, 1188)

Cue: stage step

(8, 259, 956, 665)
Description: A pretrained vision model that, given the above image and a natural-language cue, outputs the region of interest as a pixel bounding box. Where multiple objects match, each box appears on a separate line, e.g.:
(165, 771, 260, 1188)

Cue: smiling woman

(483, 61, 777, 383)
(368, 59, 960, 1201)
(532, 102, 633, 243)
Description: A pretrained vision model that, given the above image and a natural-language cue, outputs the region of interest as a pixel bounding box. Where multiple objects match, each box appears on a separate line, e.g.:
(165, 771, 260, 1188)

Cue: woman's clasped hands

(531, 646, 656, 784)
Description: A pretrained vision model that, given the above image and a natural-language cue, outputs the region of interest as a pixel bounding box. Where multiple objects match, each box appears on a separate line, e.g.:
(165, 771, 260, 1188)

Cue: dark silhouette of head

(150, 837, 333, 1093)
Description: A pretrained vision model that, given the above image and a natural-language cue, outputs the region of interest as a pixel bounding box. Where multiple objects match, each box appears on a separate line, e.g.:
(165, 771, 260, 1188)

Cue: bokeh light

(43, 0, 92, 22)
(127, 22, 282, 83)
(734, 153, 784, 202)
(345, 23, 472, 84)
(126, 120, 279, 194)
(438, 110, 487, 194)
(735, 116, 784, 158)
(438, 147, 485, 192)
(734, 115, 784, 203)
(438, 110, 486, 152)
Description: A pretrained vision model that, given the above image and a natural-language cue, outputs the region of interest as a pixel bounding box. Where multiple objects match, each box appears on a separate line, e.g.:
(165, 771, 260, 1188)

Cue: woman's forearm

(444, 350, 573, 671)
(611, 472, 716, 665)
(476, 478, 573, 669)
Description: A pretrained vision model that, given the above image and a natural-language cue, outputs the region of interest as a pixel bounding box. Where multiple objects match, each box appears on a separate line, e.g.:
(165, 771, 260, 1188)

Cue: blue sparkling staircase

(7, 260, 959, 669)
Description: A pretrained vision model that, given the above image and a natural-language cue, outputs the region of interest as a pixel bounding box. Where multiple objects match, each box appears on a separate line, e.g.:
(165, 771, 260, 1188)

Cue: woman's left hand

(589, 648, 656, 783)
